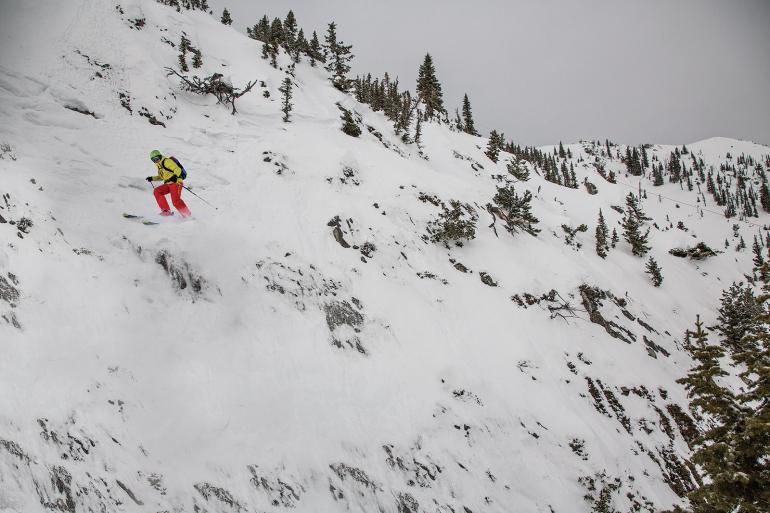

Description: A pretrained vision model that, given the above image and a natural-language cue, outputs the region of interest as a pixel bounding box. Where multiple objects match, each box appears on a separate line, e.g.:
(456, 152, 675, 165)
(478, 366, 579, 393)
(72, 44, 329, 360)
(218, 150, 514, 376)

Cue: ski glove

(145, 176, 153, 182)
(167, 175, 178, 183)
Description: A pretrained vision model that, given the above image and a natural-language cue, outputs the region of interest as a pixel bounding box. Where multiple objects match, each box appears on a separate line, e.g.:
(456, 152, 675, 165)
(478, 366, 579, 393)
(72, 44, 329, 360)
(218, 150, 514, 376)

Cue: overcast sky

(209, 0, 770, 147)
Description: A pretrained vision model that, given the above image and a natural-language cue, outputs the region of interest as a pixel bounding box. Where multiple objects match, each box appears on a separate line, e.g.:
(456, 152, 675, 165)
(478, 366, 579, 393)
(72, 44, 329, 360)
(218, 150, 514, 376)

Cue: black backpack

(162, 156, 187, 180)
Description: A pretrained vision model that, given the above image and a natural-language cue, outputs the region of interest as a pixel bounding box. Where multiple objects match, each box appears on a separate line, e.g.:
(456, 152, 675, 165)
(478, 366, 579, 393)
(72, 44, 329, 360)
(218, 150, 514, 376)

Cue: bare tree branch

(165, 67, 258, 115)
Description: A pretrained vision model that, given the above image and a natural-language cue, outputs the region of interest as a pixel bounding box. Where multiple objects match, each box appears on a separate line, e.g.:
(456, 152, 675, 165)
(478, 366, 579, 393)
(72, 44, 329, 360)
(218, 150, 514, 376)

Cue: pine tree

(715, 282, 762, 357)
(414, 114, 424, 156)
(294, 28, 307, 63)
(595, 209, 609, 258)
(394, 91, 412, 141)
(677, 315, 736, 431)
(252, 15, 270, 41)
(340, 107, 360, 137)
(625, 192, 650, 222)
(220, 7, 232, 25)
(278, 76, 293, 122)
(622, 200, 651, 256)
(485, 130, 504, 163)
(678, 300, 769, 512)
(308, 31, 322, 67)
(611, 228, 619, 248)
(270, 17, 284, 47)
(191, 47, 202, 68)
(507, 158, 529, 181)
(490, 184, 540, 236)
(753, 236, 765, 269)
(178, 35, 190, 72)
(416, 53, 444, 120)
(645, 256, 663, 286)
(760, 177, 770, 213)
(323, 22, 354, 91)
(461, 93, 477, 136)
(283, 10, 298, 54)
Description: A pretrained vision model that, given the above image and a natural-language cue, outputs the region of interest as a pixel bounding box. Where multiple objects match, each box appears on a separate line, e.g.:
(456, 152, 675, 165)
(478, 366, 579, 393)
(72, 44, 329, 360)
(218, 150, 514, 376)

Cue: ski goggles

(151, 155, 162, 163)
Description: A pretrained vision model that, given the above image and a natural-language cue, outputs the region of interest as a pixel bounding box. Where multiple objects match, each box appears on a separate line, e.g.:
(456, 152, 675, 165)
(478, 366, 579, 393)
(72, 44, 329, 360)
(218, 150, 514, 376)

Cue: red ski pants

(153, 183, 191, 217)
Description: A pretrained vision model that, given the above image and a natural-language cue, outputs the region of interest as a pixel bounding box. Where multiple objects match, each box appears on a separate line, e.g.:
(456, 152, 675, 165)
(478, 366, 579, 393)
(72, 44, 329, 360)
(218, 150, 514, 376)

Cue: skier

(146, 150, 191, 217)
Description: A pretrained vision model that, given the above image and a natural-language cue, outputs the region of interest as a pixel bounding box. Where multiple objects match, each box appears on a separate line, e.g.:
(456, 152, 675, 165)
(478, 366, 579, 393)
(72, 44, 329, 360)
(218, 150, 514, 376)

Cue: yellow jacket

(151, 157, 184, 184)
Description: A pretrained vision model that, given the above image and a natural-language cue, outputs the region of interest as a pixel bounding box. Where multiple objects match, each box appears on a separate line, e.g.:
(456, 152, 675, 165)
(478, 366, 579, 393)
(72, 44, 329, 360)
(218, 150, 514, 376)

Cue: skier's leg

(153, 184, 171, 211)
(170, 183, 191, 217)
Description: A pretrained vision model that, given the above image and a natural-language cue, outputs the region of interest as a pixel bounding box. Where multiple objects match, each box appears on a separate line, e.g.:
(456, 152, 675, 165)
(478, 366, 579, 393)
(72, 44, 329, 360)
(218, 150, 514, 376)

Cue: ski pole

(182, 185, 218, 210)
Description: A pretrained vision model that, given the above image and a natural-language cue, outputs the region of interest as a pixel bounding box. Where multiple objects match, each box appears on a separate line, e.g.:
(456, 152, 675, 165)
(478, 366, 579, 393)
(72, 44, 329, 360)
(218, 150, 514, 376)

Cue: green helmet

(149, 149, 162, 161)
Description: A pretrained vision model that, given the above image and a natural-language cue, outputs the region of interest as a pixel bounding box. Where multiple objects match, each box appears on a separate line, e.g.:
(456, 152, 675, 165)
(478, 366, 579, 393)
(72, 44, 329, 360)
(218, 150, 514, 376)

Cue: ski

(123, 213, 160, 225)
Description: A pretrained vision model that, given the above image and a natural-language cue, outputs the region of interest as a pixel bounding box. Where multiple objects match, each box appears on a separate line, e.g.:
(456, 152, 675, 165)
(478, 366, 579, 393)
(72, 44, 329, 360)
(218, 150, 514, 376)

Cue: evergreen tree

(622, 196, 651, 257)
(191, 47, 202, 68)
(485, 130, 504, 163)
(490, 184, 540, 236)
(753, 236, 765, 269)
(270, 17, 284, 47)
(308, 31, 322, 67)
(715, 282, 762, 357)
(416, 53, 444, 120)
(283, 10, 298, 54)
(678, 299, 770, 513)
(394, 91, 413, 141)
(220, 7, 232, 25)
(507, 158, 529, 181)
(254, 15, 270, 41)
(178, 35, 190, 72)
(429, 200, 477, 245)
(645, 256, 663, 286)
(294, 28, 307, 63)
(611, 228, 619, 248)
(461, 93, 478, 135)
(414, 114, 424, 156)
(760, 177, 770, 213)
(625, 192, 650, 221)
(278, 76, 293, 122)
(340, 107, 360, 137)
(323, 22, 354, 91)
(595, 209, 609, 258)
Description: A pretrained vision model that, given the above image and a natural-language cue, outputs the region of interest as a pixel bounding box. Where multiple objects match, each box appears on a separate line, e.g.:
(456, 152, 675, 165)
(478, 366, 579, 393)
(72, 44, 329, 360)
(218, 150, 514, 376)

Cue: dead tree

(165, 67, 257, 115)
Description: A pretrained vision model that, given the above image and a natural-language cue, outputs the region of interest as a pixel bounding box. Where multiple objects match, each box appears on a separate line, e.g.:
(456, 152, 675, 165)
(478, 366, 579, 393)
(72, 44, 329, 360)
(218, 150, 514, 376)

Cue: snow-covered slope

(1, 1, 769, 512)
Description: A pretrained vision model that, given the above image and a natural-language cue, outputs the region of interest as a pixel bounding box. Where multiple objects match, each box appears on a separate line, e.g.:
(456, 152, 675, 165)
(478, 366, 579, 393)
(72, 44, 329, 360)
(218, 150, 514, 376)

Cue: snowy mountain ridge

(1, 1, 769, 512)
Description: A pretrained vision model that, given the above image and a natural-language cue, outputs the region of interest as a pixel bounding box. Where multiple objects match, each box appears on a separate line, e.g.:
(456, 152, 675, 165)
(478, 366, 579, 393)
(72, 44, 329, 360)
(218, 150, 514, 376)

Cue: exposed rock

(155, 250, 205, 299)
(194, 482, 244, 511)
(479, 272, 497, 287)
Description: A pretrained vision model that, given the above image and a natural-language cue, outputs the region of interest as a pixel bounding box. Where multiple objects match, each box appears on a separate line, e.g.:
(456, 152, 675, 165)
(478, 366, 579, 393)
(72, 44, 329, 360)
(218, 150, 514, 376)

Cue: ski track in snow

(0, 0, 768, 512)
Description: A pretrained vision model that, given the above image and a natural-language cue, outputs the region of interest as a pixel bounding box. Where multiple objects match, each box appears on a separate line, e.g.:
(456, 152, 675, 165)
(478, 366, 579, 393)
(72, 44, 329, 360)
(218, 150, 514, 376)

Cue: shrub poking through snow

(427, 200, 477, 246)
(487, 184, 540, 236)
(668, 242, 718, 260)
(340, 108, 361, 137)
